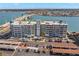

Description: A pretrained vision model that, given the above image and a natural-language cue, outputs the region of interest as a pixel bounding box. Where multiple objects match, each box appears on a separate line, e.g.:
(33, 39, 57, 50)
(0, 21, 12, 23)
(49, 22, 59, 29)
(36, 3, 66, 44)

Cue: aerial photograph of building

(0, 3, 79, 56)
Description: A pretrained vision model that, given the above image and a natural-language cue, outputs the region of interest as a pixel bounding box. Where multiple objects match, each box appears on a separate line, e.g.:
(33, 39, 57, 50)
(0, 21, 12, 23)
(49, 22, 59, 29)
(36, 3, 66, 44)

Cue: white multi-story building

(40, 21, 67, 38)
(11, 20, 36, 38)
(11, 20, 68, 38)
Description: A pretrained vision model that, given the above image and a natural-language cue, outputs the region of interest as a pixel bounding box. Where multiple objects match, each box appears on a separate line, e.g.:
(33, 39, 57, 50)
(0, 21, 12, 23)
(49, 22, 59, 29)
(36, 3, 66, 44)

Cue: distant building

(10, 20, 67, 38)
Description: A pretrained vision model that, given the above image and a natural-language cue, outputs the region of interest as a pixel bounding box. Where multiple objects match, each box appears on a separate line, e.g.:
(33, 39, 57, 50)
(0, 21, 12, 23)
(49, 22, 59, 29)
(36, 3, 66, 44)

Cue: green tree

(40, 32, 45, 37)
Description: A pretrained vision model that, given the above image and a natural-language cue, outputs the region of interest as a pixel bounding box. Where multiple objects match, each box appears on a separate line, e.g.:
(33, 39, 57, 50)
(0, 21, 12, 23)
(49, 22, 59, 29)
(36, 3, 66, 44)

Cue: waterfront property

(10, 16, 68, 38)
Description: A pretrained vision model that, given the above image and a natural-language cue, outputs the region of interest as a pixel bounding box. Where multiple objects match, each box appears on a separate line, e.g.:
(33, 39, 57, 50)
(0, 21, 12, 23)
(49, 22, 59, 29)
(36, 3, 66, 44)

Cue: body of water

(0, 12, 79, 32)
(0, 12, 24, 25)
(31, 15, 79, 32)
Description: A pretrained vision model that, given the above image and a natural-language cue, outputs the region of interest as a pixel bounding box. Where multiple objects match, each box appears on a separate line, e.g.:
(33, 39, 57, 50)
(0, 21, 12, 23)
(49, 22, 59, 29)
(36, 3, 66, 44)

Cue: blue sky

(0, 3, 79, 9)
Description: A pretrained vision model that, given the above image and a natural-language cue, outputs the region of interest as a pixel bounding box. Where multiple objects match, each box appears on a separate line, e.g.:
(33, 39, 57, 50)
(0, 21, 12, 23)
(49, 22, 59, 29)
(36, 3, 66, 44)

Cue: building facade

(11, 21, 35, 38)
(11, 20, 67, 38)
(40, 21, 67, 38)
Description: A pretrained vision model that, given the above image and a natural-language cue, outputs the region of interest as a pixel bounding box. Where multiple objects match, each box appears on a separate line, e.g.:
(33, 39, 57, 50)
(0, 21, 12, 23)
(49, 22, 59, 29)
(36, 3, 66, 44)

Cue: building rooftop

(11, 21, 36, 25)
(41, 21, 68, 25)
(11, 20, 67, 25)
(11, 15, 68, 25)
